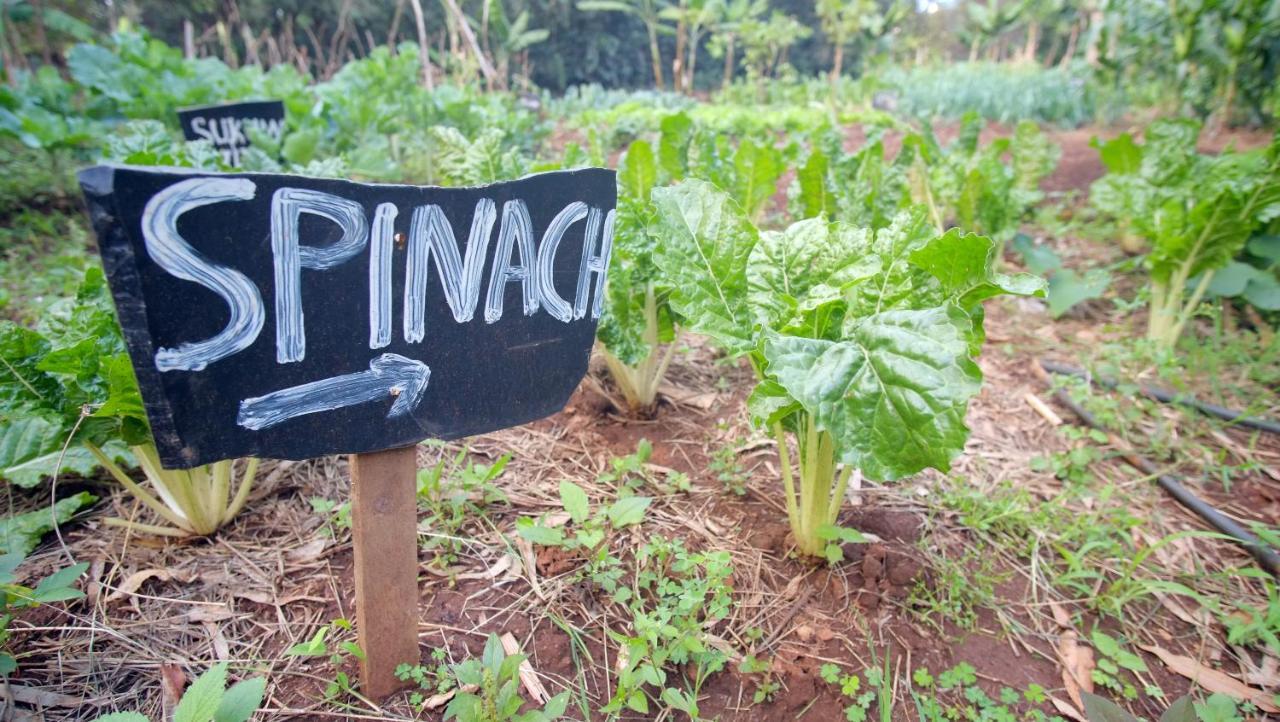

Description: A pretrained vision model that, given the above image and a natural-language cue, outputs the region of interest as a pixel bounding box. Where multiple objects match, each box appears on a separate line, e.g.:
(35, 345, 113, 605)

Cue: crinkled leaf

(908, 228, 1045, 309)
(653, 180, 757, 355)
(747, 219, 878, 332)
(763, 306, 981, 481)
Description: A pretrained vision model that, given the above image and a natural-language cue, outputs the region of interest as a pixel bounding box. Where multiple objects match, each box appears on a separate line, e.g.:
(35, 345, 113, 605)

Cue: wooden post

(350, 445, 420, 699)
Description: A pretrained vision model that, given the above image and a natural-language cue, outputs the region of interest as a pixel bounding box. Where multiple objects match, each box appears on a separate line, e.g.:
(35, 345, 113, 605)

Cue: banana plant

(650, 180, 1043, 557)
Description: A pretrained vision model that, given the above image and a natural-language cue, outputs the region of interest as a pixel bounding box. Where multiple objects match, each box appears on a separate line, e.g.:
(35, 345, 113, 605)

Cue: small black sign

(177, 100, 286, 167)
(79, 165, 616, 468)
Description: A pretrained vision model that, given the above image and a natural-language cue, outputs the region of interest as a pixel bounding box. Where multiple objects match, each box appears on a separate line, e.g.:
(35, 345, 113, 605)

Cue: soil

(6, 121, 1279, 721)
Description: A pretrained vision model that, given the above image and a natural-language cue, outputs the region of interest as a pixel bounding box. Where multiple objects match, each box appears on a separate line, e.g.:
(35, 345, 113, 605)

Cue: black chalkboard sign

(78, 165, 616, 468)
(177, 100, 285, 167)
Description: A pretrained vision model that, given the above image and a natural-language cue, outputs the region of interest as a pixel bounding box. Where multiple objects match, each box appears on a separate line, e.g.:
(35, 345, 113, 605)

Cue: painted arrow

(237, 353, 431, 431)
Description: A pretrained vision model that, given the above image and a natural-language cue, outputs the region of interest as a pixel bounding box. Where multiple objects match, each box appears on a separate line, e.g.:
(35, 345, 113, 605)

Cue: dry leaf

(160, 663, 186, 713)
(1050, 696, 1087, 722)
(1058, 630, 1095, 711)
(1049, 601, 1073, 629)
(286, 538, 328, 563)
(424, 683, 477, 709)
(7, 685, 81, 708)
(657, 382, 716, 410)
(1140, 644, 1280, 713)
(106, 568, 179, 602)
(455, 555, 512, 581)
(203, 621, 230, 660)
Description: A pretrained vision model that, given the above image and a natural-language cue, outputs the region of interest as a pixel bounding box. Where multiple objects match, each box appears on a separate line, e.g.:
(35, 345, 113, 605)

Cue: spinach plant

(1090, 120, 1280, 349)
(0, 267, 259, 538)
(651, 180, 1043, 557)
(599, 113, 789, 413)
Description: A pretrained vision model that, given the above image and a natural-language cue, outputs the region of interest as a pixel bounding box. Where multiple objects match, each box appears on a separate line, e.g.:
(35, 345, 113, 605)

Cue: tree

(964, 0, 1025, 61)
(661, 0, 720, 93)
(577, 0, 672, 88)
(738, 10, 810, 97)
(706, 0, 763, 90)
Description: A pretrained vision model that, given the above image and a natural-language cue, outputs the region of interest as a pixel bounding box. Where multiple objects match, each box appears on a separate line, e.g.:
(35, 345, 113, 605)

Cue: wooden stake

(350, 445, 420, 699)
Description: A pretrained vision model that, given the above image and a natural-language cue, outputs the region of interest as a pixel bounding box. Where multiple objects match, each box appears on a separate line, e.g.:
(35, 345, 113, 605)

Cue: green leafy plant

(0, 551, 87, 676)
(1089, 630, 1148, 701)
(650, 180, 1043, 557)
(0, 268, 260, 537)
(517, 480, 651, 599)
(604, 536, 733, 719)
(446, 634, 570, 722)
(417, 444, 510, 568)
(1089, 120, 1280, 349)
(708, 440, 748, 496)
(285, 617, 365, 700)
(397, 647, 457, 707)
(90, 661, 265, 722)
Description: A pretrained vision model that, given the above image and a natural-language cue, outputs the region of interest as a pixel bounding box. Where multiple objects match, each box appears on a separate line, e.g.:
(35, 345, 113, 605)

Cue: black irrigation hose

(1039, 359, 1280, 436)
(1046, 384, 1280, 577)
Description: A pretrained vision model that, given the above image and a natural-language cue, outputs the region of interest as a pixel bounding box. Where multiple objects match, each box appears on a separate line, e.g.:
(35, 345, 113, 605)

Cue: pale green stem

(103, 517, 190, 538)
(85, 442, 193, 533)
(827, 465, 854, 527)
(771, 422, 801, 544)
(223, 457, 260, 525)
(1168, 269, 1215, 345)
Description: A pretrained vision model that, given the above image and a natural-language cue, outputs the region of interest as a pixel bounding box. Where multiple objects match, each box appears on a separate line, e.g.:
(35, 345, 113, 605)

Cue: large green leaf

(0, 492, 96, 555)
(763, 305, 982, 481)
(747, 219, 878, 332)
(652, 180, 758, 355)
(1093, 133, 1141, 174)
(908, 228, 1045, 308)
(732, 138, 783, 218)
(619, 140, 657, 203)
(795, 149, 833, 220)
(658, 112, 693, 181)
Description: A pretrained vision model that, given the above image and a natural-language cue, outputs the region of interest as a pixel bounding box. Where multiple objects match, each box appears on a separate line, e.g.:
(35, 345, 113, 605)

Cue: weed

(417, 444, 509, 568)
(1088, 629, 1147, 700)
(444, 634, 570, 722)
(396, 647, 456, 707)
(517, 480, 651, 600)
(605, 536, 734, 719)
(284, 618, 365, 700)
(708, 441, 748, 496)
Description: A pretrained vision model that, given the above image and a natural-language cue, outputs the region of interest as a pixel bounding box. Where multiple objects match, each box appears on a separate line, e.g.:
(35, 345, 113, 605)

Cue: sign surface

(79, 165, 615, 468)
(177, 100, 285, 167)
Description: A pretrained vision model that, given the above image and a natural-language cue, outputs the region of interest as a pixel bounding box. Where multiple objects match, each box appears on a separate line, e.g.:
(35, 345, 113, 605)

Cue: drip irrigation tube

(1045, 384, 1280, 577)
(1039, 359, 1280, 435)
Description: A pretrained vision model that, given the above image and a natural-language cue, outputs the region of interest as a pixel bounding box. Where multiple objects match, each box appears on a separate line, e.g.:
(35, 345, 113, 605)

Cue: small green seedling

(284, 618, 364, 700)
(446, 634, 570, 722)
